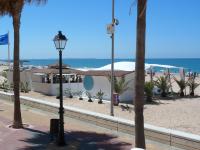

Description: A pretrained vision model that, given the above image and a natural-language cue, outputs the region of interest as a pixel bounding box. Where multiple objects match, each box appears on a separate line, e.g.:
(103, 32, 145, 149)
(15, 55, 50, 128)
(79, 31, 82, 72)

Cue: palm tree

(174, 77, 187, 97)
(134, 0, 147, 149)
(154, 76, 170, 97)
(108, 76, 130, 96)
(0, 0, 47, 128)
(187, 77, 199, 96)
(144, 81, 154, 102)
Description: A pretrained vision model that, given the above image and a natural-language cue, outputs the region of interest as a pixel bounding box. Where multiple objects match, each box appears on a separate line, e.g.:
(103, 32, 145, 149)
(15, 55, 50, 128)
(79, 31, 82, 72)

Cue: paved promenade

(0, 99, 182, 150)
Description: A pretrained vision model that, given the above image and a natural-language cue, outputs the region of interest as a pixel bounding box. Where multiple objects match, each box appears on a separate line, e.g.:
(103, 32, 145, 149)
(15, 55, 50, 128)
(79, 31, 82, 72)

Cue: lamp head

(53, 31, 68, 50)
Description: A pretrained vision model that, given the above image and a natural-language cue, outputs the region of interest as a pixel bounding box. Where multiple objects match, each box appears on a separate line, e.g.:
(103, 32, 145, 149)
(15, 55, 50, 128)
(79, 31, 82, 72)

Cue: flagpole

(8, 31, 10, 70)
(7, 31, 12, 94)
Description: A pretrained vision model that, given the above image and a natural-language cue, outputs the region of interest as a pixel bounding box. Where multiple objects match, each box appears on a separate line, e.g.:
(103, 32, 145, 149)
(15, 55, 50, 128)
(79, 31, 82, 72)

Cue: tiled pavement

(0, 100, 183, 150)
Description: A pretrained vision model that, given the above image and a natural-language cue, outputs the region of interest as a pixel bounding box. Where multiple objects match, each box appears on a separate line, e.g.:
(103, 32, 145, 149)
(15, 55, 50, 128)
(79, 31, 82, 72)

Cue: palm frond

(108, 75, 130, 95)
(174, 77, 187, 91)
(187, 77, 200, 92)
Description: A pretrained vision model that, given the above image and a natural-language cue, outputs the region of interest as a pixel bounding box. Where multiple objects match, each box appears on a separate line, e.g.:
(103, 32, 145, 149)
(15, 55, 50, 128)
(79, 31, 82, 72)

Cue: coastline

(1, 58, 199, 72)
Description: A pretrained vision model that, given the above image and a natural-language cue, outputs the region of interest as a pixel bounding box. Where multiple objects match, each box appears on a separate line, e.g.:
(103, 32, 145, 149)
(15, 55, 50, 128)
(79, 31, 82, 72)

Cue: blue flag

(0, 34, 8, 45)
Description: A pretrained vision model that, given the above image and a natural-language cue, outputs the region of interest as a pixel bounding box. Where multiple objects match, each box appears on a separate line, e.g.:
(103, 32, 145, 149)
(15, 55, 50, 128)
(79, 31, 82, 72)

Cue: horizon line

(1, 57, 200, 61)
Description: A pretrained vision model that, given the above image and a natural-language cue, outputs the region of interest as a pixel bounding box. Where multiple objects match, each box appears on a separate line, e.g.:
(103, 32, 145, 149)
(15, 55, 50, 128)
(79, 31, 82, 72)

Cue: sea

(20, 58, 200, 73)
(1, 58, 200, 73)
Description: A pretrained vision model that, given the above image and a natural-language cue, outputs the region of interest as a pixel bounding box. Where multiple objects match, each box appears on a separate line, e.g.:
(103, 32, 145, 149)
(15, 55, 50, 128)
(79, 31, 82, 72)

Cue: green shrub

(86, 91, 93, 102)
(187, 77, 200, 96)
(77, 90, 83, 100)
(20, 82, 30, 93)
(24, 82, 29, 93)
(2, 71, 7, 79)
(20, 82, 25, 92)
(10, 83, 14, 91)
(108, 76, 130, 95)
(96, 89, 104, 104)
(0, 80, 9, 92)
(65, 88, 73, 98)
(154, 76, 170, 97)
(144, 81, 154, 102)
(174, 77, 187, 97)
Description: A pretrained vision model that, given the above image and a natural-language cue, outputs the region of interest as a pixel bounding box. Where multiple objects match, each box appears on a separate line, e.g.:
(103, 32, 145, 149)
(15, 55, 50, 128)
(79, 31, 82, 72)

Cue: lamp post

(107, 0, 119, 116)
(53, 31, 67, 146)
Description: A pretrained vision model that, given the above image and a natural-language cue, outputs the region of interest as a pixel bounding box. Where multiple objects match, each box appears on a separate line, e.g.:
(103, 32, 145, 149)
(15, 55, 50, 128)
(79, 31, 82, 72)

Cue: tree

(187, 77, 199, 96)
(0, 0, 47, 128)
(134, 0, 147, 149)
(108, 76, 130, 96)
(174, 77, 187, 97)
(144, 81, 154, 102)
(154, 76, 170, 97)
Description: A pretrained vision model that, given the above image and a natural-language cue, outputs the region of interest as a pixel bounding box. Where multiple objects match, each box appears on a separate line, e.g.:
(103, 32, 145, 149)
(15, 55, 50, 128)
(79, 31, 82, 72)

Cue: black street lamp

(53, 31, 68, 146)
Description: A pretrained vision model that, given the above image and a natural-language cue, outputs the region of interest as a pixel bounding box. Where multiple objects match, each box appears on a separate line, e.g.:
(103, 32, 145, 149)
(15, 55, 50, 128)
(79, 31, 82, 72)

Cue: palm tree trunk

(12, 13, 23, 128)
(134, 0, 147, 148)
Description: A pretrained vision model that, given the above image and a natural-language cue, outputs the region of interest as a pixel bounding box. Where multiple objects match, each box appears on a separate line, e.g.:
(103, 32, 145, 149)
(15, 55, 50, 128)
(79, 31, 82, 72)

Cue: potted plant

(1, 80, 9, 92)
(144, 81, 154, 102)
(24, 82, 29, 93)
(187, 77, 200, 96)
(65, 88, 73, 98)
(154, 76, 170, 97)
(77, 90, 83, 100)
(108, 76, 130, 105)
(9, 83, 14, 91)
(2, 71, 7, 79)
(96, 89, 104, 104)
(56, 87, 60, 99)
(20, 82, 25, 92)
(86, 91, 93, 102)
(174, 77, 187, 97)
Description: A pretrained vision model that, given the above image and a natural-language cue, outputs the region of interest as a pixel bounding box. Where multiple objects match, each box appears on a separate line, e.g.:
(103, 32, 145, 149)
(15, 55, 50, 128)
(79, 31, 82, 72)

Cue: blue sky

(0, 0, 200, 59)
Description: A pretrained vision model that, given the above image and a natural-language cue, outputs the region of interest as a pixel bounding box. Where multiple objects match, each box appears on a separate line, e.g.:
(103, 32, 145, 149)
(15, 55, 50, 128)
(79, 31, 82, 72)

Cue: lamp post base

(130, 148, 145, 150)
(56, 125, 66, 146)
(56, 139, 66, 146)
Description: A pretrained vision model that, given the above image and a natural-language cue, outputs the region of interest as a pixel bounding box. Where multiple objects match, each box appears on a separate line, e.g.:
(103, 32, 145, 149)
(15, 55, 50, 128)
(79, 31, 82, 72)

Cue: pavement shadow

(65, 130, 132, 150)
(18, 127, 50, 150)
(17, 128, 132, 150)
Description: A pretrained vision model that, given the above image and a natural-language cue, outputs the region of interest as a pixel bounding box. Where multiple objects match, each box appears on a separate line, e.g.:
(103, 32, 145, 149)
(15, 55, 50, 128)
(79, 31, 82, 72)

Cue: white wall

(86, 76, 111, 100)
(31, 73, 135, 102)
(82, 73, 135, 102)
(119, 73, 135, 102)
(32, 82, 84, 96)
(7, 70, 32, 90)
(32, 82, 53, 95)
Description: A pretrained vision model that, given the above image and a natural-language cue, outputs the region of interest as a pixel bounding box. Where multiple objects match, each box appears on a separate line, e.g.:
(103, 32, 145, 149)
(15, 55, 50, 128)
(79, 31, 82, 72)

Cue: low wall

(0, 91, 199, 150)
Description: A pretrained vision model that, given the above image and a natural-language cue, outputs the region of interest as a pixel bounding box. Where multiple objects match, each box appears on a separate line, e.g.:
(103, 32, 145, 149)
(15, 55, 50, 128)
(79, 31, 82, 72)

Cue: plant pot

(113, 93, 119, 106)
(190, 91, 194, 96)
(88, 99, 93, 102)
(79, 97, 83, 100)
(180, 91, 184, 97)
(98, 99, 103, 104)
(69, 95, 73, 98)
(161, 91, 167, 97)
(146, 96, 152, 103)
